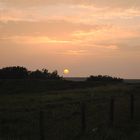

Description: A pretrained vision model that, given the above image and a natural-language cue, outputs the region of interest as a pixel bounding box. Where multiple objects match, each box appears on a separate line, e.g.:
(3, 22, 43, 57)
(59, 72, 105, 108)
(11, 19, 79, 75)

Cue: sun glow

(63, 69, 70, 75)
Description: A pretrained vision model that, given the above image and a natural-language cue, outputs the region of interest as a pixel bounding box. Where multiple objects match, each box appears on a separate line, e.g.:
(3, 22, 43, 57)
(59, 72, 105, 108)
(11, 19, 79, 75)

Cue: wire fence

(0, 94, 140, 140)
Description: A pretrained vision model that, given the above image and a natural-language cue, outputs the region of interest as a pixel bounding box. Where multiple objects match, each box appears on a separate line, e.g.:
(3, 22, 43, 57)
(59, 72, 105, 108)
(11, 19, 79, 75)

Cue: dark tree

(0, 66, 62, 80)
(0, 66, 28, 79)
(29, 70, 45, 79)
(87, 75, 123, 82)
(49, 70, 61, 80)
(42, 69, 51, 78)
(29, 69, 62, 80)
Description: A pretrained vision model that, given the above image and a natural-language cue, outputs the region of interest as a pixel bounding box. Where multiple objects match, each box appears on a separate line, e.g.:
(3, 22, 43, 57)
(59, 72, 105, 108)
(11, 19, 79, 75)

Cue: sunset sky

(0, 0, 140, 78)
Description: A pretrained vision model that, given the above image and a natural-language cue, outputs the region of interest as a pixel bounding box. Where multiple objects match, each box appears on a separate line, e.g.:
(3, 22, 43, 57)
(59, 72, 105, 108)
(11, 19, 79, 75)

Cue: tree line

(0, 66, 61, 80)
(0, 66, 123, 82)
(87, 75, 123, 82)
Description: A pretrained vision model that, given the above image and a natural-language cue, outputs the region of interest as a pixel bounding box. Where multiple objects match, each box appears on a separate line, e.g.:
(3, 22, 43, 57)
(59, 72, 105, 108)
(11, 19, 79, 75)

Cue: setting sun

(63, 69, 70, 75)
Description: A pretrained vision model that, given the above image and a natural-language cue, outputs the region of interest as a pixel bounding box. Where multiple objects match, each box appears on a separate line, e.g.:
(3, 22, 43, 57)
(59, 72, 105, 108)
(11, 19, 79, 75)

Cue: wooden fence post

(81, 102, 86, 132)
(110, 98, 115, 127)
(39, 111, 45, 140)
(130, 94, 134, 120)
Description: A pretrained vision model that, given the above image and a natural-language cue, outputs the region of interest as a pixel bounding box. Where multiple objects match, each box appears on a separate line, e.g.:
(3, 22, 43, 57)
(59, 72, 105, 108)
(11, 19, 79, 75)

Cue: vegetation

(0, 66, 124, 82)
(0, 83, 140, 140)
(87, 75, 123, 82)
(0, 66, 139, 140)
(0, 66, 61, 80)
(0, 66, 124, 95)
(0, 66, 28, 79)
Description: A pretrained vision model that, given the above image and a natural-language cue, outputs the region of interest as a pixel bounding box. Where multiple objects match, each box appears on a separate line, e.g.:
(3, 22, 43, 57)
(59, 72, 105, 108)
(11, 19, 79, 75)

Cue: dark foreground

(0, 80, 140, 140)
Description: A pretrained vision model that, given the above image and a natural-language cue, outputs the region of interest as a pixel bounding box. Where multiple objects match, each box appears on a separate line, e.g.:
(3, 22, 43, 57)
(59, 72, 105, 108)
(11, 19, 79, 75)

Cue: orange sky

(0, 0, 140, 78)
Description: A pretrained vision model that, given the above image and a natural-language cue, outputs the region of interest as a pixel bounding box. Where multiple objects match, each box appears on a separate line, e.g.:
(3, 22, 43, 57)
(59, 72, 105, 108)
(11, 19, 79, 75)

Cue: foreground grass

(0, 80, 140, 140)
(0, 83, 133, 109)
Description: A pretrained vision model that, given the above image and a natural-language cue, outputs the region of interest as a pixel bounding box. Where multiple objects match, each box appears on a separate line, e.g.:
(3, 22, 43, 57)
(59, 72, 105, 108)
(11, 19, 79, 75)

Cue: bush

(87, 75, 123, 82)
(0, 66, 62, 80)
(0, 66, 28, 79)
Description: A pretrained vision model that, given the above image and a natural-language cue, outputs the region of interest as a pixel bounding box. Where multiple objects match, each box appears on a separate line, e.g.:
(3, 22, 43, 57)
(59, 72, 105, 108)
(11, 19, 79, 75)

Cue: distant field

(124, 79, 140, 83)
(65, 77, 140, 83)
(64, 77, 87, 81)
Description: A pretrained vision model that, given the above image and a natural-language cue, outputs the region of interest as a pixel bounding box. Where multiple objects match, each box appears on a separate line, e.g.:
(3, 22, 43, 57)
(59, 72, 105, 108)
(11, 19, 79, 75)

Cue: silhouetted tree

(29, 69, 61, 80)
(87, 75, 123, 82)
(0, 66, 28, 79)
(49, 70, 61, 80)
(0, 66, 62, 80)
(42, 69, 51, 78)
(29, 70, 45, 79)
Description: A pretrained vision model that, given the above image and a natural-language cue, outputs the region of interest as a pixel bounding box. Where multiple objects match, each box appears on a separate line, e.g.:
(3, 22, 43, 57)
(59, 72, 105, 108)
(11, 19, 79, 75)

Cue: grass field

(0, 80, 140, 140)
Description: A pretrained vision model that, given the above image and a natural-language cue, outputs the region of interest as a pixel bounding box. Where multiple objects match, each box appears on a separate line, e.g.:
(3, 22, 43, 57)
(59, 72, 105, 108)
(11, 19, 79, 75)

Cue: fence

(0, 94, 140, 140)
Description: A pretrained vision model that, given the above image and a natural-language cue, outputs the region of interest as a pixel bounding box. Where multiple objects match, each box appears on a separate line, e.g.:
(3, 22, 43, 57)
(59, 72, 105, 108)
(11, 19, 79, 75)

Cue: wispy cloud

(72, 26, 139, 44)
(0, 35, 71, 44)
(60, 50, 91, 55)
(2, 0, 140, 8)
(1, 3, 140, 23)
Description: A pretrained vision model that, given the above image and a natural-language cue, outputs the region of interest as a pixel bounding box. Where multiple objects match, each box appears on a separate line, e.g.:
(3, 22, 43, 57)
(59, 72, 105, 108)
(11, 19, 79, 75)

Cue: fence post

(81, 102, 86, 133)
(110, 98, 115, 127)
(39, 111, 45, 140)
(130, 94, 134, 120)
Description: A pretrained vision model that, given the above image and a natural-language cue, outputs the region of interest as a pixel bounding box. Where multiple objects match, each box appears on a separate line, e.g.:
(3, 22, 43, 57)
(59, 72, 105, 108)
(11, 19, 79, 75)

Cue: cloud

(0, 20, 110, 40)
(0, 0, 140, 55)
(1, 0, 140, 8)
(72, 26, 140, 44)
(1, 3, 140, 23)
(60, 50, 91, 55)
(0, 35, 71, 44)
(0, 19, 140, 53)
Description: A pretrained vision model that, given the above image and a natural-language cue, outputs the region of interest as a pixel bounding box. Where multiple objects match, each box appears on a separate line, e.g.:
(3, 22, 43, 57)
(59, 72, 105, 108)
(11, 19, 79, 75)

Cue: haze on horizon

(0, 0, 140, 78)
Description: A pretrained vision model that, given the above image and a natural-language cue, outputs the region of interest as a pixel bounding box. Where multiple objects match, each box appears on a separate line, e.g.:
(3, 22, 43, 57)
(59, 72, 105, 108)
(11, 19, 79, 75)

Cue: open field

(0, 80, 140, 140)
(65, 77, 140, 83)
